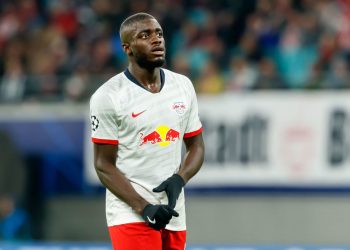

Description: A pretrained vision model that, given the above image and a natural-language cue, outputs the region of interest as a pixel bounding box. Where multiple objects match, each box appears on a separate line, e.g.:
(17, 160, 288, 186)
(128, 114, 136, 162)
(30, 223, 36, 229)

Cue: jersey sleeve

(184, 78, 203, 138)
(90, 91, 119, 145)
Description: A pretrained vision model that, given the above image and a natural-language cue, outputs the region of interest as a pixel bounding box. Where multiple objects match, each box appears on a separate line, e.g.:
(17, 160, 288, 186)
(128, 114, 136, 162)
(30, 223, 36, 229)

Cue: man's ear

(122, 43, 133, 56)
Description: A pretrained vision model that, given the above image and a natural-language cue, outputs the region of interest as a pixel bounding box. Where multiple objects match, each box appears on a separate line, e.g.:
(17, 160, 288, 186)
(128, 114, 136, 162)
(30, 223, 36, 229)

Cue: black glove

(142, 204, 179, 230)
(153, 174, 185, 209)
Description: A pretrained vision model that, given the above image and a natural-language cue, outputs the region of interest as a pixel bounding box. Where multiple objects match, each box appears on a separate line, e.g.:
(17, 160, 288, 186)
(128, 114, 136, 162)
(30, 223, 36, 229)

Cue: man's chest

(116, 87, 190, 145)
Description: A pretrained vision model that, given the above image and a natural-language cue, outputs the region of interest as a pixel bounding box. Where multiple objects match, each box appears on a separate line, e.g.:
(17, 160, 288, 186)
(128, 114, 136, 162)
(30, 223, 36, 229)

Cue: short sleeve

(90, 92, 119, 145)
(184, 78, 203, 138)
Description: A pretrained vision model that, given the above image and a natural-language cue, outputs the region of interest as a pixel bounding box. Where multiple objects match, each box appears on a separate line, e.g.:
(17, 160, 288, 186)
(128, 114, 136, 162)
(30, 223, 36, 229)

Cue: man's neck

(128, 64, 161, 93)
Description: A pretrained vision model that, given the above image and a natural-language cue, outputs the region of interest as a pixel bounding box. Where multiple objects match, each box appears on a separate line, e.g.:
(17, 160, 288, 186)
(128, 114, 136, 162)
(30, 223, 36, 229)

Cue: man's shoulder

(162, 68, 193, 90)
(91, 72, 126, 98)
(162, 68, 194, 92)
(162, 68, 189, 81)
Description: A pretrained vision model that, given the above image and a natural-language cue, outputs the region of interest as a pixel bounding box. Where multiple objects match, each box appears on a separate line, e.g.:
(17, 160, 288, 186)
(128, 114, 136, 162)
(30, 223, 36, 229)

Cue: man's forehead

(132, 18, 162, 32)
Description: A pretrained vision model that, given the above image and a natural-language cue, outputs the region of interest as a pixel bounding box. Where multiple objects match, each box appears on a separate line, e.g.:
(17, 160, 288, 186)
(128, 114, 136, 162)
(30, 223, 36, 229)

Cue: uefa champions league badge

(91, 115, 100, 131)
(172, 102, 186, 115)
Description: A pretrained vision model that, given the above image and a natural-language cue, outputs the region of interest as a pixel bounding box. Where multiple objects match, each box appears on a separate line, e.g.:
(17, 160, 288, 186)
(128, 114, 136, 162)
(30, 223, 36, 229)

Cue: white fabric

(90, 68, 202, 230)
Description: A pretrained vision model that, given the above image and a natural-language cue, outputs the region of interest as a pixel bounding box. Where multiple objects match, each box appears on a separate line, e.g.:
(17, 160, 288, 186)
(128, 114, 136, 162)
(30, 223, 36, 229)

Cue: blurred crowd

(1, 0, 350, 103)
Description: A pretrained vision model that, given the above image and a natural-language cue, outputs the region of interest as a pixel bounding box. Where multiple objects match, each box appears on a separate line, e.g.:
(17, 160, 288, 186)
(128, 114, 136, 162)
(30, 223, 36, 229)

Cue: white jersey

(90, 68, 202, 231)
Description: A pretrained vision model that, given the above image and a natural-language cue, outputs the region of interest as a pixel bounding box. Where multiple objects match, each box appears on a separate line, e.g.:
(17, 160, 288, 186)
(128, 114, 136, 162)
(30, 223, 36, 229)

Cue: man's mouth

(151, 47, 165, 56)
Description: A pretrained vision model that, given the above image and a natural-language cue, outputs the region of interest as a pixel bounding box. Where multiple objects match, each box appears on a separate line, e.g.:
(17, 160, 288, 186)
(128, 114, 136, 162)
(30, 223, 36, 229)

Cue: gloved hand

(142, 204, 179, 230)
(153, 174, 185, 209)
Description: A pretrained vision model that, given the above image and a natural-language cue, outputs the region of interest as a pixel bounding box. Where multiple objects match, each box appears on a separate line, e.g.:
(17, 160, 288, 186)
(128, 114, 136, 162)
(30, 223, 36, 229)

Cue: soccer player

(90, 12, 205, 250)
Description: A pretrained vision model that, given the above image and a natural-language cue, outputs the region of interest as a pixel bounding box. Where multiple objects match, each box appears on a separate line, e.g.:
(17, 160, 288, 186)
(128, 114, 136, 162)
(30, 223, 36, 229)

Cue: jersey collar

(124, 68, 165, 92)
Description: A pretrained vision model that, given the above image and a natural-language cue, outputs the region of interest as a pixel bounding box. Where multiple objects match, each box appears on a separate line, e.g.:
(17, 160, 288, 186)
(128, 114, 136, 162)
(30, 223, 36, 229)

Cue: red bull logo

(140, 125, 180, 147)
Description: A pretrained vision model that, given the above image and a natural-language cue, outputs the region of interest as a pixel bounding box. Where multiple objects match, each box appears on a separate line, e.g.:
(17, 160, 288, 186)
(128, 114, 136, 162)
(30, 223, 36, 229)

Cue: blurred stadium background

(1, 0, 350, 249)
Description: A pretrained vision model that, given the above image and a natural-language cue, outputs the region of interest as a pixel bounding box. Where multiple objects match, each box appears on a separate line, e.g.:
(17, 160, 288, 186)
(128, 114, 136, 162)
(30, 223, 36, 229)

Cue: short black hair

(119, 13, 156, 43)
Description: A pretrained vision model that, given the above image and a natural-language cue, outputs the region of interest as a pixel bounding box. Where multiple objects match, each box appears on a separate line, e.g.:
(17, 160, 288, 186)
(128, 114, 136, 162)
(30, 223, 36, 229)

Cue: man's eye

(140, 33, 149, 38)
(157, 32, 163, 38)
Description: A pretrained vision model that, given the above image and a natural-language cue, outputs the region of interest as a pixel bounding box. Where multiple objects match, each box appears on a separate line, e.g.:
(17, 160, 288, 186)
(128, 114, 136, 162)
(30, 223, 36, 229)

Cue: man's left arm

(178, 133, 205, 183)
(153, 133, 205, 208)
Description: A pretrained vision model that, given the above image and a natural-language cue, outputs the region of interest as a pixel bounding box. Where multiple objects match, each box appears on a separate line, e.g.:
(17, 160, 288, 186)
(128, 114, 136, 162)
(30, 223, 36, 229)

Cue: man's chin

(145, 60, 165, 69)
(136, 56, 165, 69)
(153, 58, 165, 68)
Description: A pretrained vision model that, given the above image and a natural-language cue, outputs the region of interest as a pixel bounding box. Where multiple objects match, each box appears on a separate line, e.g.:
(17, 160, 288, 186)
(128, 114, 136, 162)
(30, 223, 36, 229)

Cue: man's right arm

(93, 143, 148, 215)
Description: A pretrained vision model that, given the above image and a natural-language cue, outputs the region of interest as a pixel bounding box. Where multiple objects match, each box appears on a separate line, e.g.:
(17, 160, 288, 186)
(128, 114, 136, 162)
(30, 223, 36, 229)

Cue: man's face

(127, 19, 165, 69)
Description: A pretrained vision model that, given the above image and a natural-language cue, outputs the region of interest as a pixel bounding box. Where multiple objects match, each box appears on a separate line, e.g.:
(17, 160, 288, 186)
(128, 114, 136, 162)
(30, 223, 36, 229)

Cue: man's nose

(151, 34, 162, 44)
